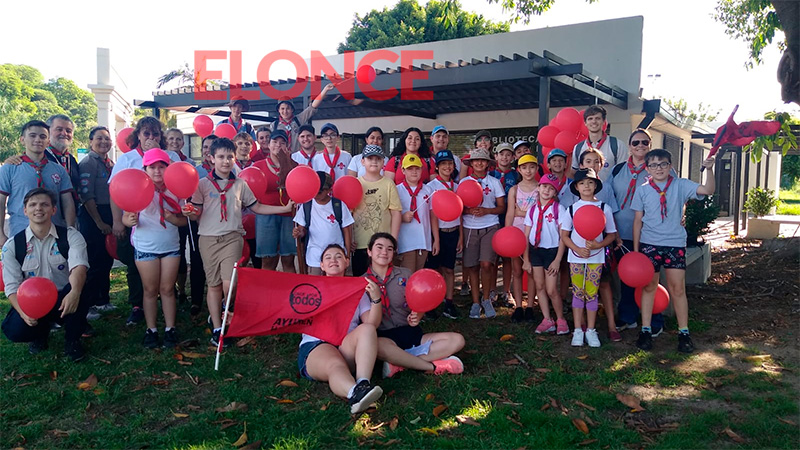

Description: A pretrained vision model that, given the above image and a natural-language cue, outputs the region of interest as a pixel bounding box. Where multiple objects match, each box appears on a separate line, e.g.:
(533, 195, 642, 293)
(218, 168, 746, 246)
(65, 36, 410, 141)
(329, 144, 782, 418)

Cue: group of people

(1, 102, 715, 414)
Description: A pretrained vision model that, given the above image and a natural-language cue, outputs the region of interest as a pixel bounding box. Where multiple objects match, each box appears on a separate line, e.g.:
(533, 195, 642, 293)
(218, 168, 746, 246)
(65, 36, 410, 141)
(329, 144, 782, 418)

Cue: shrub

(744, 187, 779, 217)
(685, 195, 721, 246)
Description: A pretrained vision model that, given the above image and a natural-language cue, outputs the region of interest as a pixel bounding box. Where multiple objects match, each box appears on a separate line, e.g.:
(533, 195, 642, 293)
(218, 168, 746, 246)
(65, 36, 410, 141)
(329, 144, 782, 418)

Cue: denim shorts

(255, 214, 296, 257)
(297, 340, 327, 380)
(134, 249, 181, 262)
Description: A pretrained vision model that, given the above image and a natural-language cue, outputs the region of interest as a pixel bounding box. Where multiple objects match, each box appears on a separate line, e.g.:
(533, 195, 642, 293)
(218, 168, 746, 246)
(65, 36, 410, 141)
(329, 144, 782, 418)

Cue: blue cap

(435, 150, 455, 164)
(320, 122, 339, 136)
(547, 148, 568, 161)
(432, 125, 448, 135)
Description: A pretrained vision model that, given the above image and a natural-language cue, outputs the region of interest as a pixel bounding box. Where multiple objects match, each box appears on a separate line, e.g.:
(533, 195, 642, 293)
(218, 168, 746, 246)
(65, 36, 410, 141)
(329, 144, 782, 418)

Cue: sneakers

(511, 307, 524, 323)
(210, 330, 230, 348)
(86, 307, 101, 321)
(535, 318, 556, 334)
(94, 303, 117, 312)
(636, 331, 653, 351)
(608, 330, 622, 342)
(442, 300, 459, 319)
(348, 380, 383, 414)
(488, 290, 498, 305)
(459, 284, 471, 297)
(163, 329, 178, 348)
(382, 361, 405, 378)
(651, 326, 664, 338)
(524, 307, 535, 322)
(143, 329, 159, 349)
(585, 328, 601, 348)
(499, 293, 515, 308)
(469, 303, 482, 319)
(481, 300, 496, 318)
(431, 356, 464, 375)
(126, 307, 144, 326)
(677, 333, 695, 353)
(29, 336, 49, 355)
(556, 318, 570, 335)
(615, 319, 638, 332)
(64, 340, 85, 362)
(571, 328, 585, 347)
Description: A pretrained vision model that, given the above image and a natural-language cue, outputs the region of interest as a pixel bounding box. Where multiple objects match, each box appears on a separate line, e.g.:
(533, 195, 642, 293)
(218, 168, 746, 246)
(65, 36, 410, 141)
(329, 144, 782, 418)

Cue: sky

(2, 0, 797, 122)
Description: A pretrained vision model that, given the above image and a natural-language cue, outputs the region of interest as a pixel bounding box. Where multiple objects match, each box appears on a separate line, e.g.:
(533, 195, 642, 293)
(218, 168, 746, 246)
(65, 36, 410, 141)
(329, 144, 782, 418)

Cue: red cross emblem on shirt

(483, 186, 491, 195)
(327, 214, 336, 224)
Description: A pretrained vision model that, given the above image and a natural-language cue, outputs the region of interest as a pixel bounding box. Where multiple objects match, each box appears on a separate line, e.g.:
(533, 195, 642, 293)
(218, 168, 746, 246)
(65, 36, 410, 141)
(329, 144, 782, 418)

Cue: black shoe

(511, 307, 524, 323)
(348, 380, 383, 414)
(163, 329, 178, 348)
(190, 304, 201, 316)
(442, 301, 459, 319)
(126, 307, 144, 326)
(81, 323, 97, 339)
(210, 330, 230, 348)
(424, 310, 439, 321)
(65, 340, 85, 362)
(524, 307, 536, 322)
(651, 326, 664, 338)
(677, 333, 695, 353)
(615, 318, 638, 332)
(143, 329, 159, 349)
(178, 292, 188, 304)
(29, 336, 49, 355)
(636, 331, 653, 351)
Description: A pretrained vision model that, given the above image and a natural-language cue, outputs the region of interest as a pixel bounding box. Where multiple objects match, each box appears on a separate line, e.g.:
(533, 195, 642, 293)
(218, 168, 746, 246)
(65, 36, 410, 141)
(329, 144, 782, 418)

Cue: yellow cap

(402, 154, 423, 169)
(517, 154, 538, 166)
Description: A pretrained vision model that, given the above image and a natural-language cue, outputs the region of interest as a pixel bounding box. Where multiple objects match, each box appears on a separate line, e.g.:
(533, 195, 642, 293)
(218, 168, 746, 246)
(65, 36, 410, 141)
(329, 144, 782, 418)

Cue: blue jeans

(255, 214, 296, 257)
(2, 284, 88, 344)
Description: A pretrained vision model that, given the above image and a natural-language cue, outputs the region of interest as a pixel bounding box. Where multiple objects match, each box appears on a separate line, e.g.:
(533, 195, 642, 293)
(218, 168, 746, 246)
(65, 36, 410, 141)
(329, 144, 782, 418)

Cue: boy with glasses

(311, 123, 351, 181)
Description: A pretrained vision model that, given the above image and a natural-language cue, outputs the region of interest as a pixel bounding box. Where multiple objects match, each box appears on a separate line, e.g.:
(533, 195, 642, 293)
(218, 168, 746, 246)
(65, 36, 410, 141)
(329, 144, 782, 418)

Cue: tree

(663, 98, 720, 125)
(337, 0, 509, 53)
(131, 107, 177, 129)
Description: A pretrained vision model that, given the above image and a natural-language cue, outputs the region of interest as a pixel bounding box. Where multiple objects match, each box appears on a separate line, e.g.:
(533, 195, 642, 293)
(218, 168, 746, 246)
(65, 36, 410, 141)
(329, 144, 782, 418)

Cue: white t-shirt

(310, 150, 352, 181)
(292, 151, 314, 167)
(131, 189, 181, 253)
(293, 199, 355, 268)
(559, 199, 616, 264)
(571, 136, 629, 181)
(396, 182, 434, 253)
(299, 293, 371, 346)
(524, 201, 565, 250)
(427, 178, 461, 228)
(348, 154, 387, 178)
(460, 175, 505, 230)
(108, 149, 182, 182)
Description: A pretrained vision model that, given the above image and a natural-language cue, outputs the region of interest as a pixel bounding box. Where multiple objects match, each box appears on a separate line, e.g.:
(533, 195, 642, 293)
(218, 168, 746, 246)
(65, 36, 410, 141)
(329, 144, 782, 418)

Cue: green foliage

(337, 0, 509, 53)
(663, 97, 720, 124)
(713, 0, 784, 69)
(131, 107, 177, 129)
(745, 112, 799, 162)
(781, 155, 800, 187)
(0, 64, 97, 160)
(685, 195, 721, 244)
(744, 186, 779, 217)
(479, 0, 597, 23)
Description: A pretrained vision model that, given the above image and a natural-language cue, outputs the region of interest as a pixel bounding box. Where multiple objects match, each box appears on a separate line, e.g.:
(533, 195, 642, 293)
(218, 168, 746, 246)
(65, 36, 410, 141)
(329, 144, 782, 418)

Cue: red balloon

(110, 169, 155, 212)
(635, 284, 670, 315)
(618, 251, 655, 288)
(356, 65, 377, 84)
(249, 143, 260, 160)
(164, 162, 199, 199)
(116, 127, 133, 153)
(17, 277, 58, 319)
(286, 165, 320, 204)
(572, 205, 605, 241)
(406, 269, 446, 313)
(491, 226, 527, 258)
(239, 239, 250, 266)
(242, 214, 256, 240)
(554, 130, 582, 153)
(105, 234, 118, 260)
(193, 115, 214, 138)
(332, 175, 363, 210)
(239, 167, 267, 198)
(215, 123, 237, 140)
(537, 125, 560, 148)
(431, 190, 463, 222)
(456, 179, 482, 208)
(555, 108, 582, 133)
(0, 261, 4, 292)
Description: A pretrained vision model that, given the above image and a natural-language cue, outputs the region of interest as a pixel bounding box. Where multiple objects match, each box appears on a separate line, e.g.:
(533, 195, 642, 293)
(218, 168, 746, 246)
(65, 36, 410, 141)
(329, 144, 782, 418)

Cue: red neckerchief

(402, 181, 423, 222)
(366, 265, 393, 317)
(585, 133, 607, 150)
(533, 198, 556, 247)
(497, 167, 513, 186)
(552, 174, 566, 192)
(620, 157, 646, 210)
(236, 159, 252, 170)
(135, 148, 145, 158)
(436, 176, 454, 191)
(47, 146, 71, 172)
(265, 155, 280, 174)
(155, 184, 181, 228)
(208, 170, 235, 222)
(201, 161, 213, 172)
(323, 147, 341, 180)
(97, 153, 113, 173)
(298, 148, 315, 165)
(21, 155, 47, 187)
(278, 117, 294, 148)
(227, 118, 244, 133)
(648, 175, 674, 221)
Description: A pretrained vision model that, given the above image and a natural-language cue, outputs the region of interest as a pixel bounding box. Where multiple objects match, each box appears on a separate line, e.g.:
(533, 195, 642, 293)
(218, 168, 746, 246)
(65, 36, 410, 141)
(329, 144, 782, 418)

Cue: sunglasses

(631, 139, 650, 147)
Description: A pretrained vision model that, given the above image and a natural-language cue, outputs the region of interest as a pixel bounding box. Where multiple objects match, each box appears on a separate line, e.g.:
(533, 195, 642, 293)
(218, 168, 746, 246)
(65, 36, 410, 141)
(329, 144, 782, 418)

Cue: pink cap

(142, 148, 171, 167)
(538, 174, 561, 191)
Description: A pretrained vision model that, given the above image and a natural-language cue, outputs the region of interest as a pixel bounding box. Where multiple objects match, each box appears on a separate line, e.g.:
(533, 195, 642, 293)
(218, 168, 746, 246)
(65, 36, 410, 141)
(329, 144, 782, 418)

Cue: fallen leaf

(506, 415, 523, 427)
(172, 412, 189, 418)
(389, 416, 399, 430)
(278, 380, 299, 387)
(221, 421, 238, 430)
(162, 371, 181, 380)
(50, 371, 57, 381)
(540, 403, 551, 411)
(616, 393, 645, 411)
(186, 405, 201, 411)
(215, 401, 248, 413)
(455, 415, 480, 426)
(177, 360, 193, 366)
(232, 422, 247, 447)
(487, 392, 501, 398)
(418, 427, 438, 436)
(578, 439, 598, 446)
(504, 358, 520, 365)
(181, 351, 208, 359)
(77, 374, 98, 391)
(535, 368, 551, 373)
(574, 401, 596, 412)
(409, 416, 421, 425)
(572, 418, 590, 434)
(743, 354, 772, 362)
(777, 417, 797, 426)
(576, 355, 589, 360)
(236, 336, 256, 347)
(50, 429, 73, 438)
(433, 404, 448, 417)
(320, 402, 329, 411)
(500, 334, 514, 341)
(379, 439, 401, 446)
(277, 399, 294, 404)
(173, 353, 184, 361)
(425, 393, 435, 402)
(722, 427, 745, 443)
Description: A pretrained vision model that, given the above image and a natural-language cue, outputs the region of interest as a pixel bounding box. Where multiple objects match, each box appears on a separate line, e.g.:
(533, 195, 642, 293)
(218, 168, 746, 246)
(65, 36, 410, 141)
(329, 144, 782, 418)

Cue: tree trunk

(772, 1, 799, 105)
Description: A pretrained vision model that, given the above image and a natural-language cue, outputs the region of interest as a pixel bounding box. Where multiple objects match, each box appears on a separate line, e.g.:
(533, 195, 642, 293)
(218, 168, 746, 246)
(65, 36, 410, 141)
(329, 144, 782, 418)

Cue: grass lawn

(778, 184, 800, 215)
(1, 241, 799, 449)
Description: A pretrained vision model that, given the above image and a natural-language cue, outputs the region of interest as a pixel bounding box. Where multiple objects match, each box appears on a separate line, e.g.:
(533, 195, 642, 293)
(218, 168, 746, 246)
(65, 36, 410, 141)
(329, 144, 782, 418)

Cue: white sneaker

(481, 300, 496, 318)
(94, 304, 117, 312)
(469, 303, 482, 319)
(571, 328, 585, 347)
(585, 328, 601, 348)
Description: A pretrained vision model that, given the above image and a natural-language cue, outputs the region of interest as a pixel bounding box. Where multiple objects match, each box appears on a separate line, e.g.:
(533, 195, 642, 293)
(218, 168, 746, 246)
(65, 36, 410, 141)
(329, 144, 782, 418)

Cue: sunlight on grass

(174, 442, 228, 450)
(672, 351, 727, 374)
(272, 435, 317, 450)
(434, 399, 492, 432)
(716, 340, 761, 355)
(609, 351, 651, 372)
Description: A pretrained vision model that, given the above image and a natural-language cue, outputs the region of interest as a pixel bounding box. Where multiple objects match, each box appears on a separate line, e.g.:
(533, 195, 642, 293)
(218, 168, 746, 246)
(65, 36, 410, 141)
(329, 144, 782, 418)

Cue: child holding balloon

(505, 154, 539, 322)
(396, 154, 438, 273)
(122, 149, 187, 349)
(559, 169, 617, 348)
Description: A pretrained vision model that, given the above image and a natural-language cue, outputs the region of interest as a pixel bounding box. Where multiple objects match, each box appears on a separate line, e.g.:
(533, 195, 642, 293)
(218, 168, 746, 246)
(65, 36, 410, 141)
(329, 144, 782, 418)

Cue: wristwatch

(370, 297, 381, 304)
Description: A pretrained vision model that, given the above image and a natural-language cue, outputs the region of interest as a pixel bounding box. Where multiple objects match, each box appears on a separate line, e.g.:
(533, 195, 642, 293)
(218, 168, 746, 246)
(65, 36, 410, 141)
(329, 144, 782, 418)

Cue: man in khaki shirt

(1, 188, 89, 362)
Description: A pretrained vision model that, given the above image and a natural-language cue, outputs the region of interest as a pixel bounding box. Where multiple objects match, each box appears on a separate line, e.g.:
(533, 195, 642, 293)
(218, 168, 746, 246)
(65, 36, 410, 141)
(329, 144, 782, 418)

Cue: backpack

(302, 197, 344, 247)
(15, 226, 70, 266)
(611, 161, 626, 178)
(568, 202, 606, 219)
(574, 136, 619, 165)
(527, 200, 560, 225)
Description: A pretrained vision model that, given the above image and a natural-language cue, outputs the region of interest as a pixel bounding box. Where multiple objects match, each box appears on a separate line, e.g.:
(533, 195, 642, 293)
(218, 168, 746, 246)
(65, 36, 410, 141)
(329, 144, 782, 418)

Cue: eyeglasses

(647, 162, 670, 170)
(631, 140, 650, 147)
(321, 134, 338, 140)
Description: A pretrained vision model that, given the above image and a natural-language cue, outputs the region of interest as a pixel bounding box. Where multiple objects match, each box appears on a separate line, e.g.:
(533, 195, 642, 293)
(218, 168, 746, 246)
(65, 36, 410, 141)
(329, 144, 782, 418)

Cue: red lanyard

(21, 155, 47, 187)
(208, 171, 235, 222)
(403, 181, 422, 222)
(436, 176, 454, 191)
(533, 199, 555, 247)
(648, 176, 674, 221)
(366, 265, 393, 317)
(620, 158, 646, 210)
(323, 148, 341, 180)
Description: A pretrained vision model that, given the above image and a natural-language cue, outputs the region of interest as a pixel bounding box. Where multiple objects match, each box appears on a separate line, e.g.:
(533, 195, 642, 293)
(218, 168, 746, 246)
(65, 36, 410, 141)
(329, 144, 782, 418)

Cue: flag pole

(215, 262, 239, 371)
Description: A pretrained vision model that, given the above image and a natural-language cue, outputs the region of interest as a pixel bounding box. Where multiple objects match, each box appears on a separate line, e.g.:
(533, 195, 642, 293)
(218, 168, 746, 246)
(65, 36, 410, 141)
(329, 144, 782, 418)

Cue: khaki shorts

(463, 225, 498, 267)
(199, 232, 243, 287)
